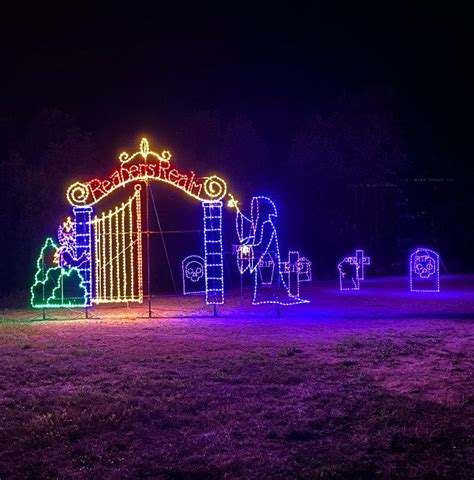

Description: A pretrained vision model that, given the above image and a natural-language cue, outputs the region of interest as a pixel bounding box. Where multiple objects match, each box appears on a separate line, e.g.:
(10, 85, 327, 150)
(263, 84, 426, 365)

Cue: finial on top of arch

(119, 137, 172, 164)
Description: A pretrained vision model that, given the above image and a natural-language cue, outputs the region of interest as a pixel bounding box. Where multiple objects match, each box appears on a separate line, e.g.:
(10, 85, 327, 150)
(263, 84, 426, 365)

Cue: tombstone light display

(355, 249, 370, 280)
(409, 247, 440, 292)
(337, 249, 370, 291)
(338, 256, 360, 290)
(258, 252, 275, 285)
(182, 255, 206, 295)
(31, 137, 310, 311)
(281, 251, 312, 299)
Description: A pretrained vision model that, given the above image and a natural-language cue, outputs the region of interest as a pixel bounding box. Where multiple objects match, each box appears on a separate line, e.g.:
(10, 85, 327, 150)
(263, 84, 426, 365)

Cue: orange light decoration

(66, 138, 228, 207)
(227, 193, 240, 211)
(63, 216, 74, 232)
(92, 185, 143, 303)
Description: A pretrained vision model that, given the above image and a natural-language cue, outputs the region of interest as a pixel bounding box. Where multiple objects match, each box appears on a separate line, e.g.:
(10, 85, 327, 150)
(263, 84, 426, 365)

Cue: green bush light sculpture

(31, 238, 87, 308)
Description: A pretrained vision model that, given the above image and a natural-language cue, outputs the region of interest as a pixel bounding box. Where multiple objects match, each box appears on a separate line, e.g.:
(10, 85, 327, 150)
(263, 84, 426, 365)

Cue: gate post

(202, 201, 224, 305)
(73, 206, 93, 306)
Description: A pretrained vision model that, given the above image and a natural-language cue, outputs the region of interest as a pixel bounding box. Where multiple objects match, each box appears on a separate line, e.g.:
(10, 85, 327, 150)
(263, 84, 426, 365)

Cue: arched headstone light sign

(409, 247, 440, 292)
(182, 255, 206, 295)
(30, 137, 310, 311)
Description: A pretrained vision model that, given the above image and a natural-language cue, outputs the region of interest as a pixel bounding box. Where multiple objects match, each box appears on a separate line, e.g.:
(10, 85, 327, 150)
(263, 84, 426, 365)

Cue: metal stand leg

(240, 274, 243, 307)
(42, 260, 46, 320)
(276, 268, 281, 317)
(213, 304, 217, 317)
(146, 178, 152, 319)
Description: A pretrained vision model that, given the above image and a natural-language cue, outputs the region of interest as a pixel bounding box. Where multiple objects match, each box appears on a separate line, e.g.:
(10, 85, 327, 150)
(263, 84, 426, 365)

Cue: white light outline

(409, 247, 440, 292)
(338, 256, 361, 291)
(281, 251, 312, 298)
(202, 201, 225, 305)
(235, 196, 309, 306)
(182, 255, 206, 295)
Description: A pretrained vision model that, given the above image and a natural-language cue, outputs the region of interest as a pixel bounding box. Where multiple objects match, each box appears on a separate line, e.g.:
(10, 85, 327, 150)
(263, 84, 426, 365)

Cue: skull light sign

(409, 247, 440, 292)
(182, 255, 206, 295)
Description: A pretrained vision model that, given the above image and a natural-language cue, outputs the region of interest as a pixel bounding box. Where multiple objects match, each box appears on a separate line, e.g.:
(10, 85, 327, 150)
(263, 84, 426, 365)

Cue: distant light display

(338, 256, 360, 291)
(338, 249, 371, 291)
(355, 249, 370, 280)
(409, 247, 440, 292)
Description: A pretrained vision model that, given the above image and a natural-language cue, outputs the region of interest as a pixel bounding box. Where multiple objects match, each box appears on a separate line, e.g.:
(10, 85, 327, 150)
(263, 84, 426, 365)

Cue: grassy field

(0, 277, 473, 479)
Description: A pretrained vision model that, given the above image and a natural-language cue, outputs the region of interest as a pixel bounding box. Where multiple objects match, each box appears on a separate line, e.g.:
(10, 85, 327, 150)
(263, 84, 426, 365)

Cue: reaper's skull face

(413, 254, 436, 278)
(185, 261, 204, 282)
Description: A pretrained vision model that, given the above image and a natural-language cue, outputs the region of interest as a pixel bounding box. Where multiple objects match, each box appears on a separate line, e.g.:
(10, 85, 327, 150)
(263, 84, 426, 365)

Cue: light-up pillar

(202, 201, 224, 305)
(73, 206, 93, 306)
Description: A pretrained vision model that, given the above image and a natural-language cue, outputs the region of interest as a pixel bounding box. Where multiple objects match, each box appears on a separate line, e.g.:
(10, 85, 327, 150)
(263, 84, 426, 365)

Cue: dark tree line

(0, 110, 97, 304)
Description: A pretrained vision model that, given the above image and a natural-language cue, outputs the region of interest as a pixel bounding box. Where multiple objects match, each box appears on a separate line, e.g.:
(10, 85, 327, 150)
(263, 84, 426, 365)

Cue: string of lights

(202, 201, 225, 305)
(182, 255, 206, 295)
(31, 137, 312, 312)
(280, 251, 312, 299)
(73, 206, 93, 306)
(409, 247, 440, 292)
(337, 256, 360, 291)
(355, 249, 370, 280)
(234, 196, 309, 305)
(67, 138, 228, 207)
(31, 238, 88, 308)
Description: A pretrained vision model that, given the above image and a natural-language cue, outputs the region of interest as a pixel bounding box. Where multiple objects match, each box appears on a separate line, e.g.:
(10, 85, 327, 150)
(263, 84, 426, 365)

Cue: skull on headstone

(409, 248, 440, 292)
(186, 261, 204, 282)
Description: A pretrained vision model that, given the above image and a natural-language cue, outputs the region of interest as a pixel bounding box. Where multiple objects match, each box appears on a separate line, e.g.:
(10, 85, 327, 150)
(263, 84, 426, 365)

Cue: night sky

(5, 5, 470, 158)
(2, 4, 472, 297)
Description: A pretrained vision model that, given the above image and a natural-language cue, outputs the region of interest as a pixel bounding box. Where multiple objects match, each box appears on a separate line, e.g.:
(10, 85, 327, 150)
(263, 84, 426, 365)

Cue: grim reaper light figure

(234, 196, 308, 305)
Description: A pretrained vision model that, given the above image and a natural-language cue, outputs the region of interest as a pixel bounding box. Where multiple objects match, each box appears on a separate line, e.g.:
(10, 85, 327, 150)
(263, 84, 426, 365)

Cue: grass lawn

(0, 276, 473, 479)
